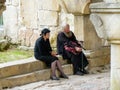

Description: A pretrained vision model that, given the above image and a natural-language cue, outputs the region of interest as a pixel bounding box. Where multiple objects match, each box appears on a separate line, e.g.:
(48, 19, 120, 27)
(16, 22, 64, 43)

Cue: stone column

(111, 44, 120, 90)
(90, 0, 120, 89)
(58, 0, 102, 49)
(74, 15, 84, 41)
(3, 0, 19, 43)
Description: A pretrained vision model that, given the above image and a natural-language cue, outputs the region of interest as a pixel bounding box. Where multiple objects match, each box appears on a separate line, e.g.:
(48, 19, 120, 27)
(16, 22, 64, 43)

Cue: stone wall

(18, 0, 75, 47)
(3, 0, 106, 50)
(3, 0, 19, 43)
(18, 0, 60, 46)
(0, 0, 6, 40)
(84, 15, 102, 50)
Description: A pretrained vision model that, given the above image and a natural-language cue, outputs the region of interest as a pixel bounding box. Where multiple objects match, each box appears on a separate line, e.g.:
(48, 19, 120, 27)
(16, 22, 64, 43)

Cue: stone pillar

(111, 44, 120, 90)
(3, 0, 19, 43)
(74, 14, 102, 50)
(90, 1, 120, 89)
(58, 0, 103, 50)
(74, 15, 84, 41)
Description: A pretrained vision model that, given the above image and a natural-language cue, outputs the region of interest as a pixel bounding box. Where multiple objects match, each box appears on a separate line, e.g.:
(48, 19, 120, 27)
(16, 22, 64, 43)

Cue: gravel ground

(8, 72, 110, 90)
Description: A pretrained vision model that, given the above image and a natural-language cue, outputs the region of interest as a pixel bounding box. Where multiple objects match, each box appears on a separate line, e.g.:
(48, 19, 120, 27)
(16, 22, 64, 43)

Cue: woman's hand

(51, 51, 57, 56)
(75, 47, 82, 52)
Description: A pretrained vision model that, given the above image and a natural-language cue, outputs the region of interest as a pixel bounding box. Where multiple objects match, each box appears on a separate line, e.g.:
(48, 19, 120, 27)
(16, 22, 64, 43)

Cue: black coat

(57, 31, 89, 72)
(34, 37, 52, 59)
(57, 31, 78, 59)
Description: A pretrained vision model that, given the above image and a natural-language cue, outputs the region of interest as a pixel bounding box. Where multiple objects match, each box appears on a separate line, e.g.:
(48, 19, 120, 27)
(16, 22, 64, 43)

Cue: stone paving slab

(8, 72, 110, 90)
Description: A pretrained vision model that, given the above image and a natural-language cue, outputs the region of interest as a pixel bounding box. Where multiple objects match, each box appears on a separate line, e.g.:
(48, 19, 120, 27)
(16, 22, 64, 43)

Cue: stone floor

(7, 72, 110, 90)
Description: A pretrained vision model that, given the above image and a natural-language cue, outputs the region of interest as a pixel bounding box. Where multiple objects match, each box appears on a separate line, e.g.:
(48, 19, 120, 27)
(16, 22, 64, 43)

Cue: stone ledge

(0, 48, 110, 79)
(84, 47, 110, 58)
(0, 56, 67, 79)
(0, 64, 73, 89)
(0, 48, 110, 89)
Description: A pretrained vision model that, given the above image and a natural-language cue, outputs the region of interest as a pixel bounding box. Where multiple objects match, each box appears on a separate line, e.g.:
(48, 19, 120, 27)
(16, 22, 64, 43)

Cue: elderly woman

(34, 28, 68, 80)
(57, 24, 89, 75)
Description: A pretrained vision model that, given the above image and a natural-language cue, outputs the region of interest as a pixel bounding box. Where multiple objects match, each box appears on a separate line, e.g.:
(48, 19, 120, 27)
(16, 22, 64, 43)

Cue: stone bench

(0, 56, 67, 79)
(0, 47, 110, 89)
(0, 56, 72, 89)
(0, 65, 73, 89)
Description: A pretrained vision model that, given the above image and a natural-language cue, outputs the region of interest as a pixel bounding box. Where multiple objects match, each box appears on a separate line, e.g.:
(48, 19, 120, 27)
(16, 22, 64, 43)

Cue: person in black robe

(34, 28, 68, 80)
(57, 24, 89, 75)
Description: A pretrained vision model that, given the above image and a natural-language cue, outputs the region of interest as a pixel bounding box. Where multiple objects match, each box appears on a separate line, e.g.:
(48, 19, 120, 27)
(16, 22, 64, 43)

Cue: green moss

(0, 49, 33, 63)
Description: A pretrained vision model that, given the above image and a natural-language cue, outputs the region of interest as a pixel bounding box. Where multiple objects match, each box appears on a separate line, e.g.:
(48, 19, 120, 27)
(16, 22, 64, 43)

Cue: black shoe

(75, 71, 84, 76)
(81, 69, 89, 74)
(60, 74, 69, 79)
(50, 76, 60, 80)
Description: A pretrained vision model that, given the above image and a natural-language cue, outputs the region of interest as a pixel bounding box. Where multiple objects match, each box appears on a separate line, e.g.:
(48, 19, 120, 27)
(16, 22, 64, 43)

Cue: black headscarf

(40, 28, 50, 36)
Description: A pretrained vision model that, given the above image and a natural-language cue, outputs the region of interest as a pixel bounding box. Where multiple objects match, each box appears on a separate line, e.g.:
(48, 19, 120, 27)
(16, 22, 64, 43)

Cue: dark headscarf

(40, 28, 50, 36)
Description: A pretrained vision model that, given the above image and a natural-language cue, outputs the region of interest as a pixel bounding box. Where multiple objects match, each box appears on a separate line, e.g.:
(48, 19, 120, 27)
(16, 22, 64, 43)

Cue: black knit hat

(40, 28, 50, 36)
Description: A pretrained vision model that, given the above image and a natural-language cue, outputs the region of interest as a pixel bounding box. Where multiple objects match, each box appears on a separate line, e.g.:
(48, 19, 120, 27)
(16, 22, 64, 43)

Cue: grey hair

(61, 23, 69, 29)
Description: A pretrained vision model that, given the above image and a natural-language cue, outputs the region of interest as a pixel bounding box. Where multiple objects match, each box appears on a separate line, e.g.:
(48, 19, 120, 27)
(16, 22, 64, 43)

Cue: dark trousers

(66, 51, 89, 74)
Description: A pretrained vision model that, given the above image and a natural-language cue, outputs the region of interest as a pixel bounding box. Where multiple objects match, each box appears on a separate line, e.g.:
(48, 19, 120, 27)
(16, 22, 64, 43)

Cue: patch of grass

(0, 48, 33, 63)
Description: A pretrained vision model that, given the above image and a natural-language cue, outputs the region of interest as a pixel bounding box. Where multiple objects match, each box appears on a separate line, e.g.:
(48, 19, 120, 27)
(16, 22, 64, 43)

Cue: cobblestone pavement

(8, 72, 110, 90)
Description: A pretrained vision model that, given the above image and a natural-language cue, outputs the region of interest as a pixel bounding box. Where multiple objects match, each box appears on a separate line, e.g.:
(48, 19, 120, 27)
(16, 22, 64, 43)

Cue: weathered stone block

(38, 0, 60, 11)
(38, 10, 58, 26)
(84, 47, 110, 59)
(3, 6, 18, 43)
(25, 29, 33, 46)
(18, 27, 26, 46)
(21, 0, 38, 28)
(88, 55, 110, 68)
(30, 30, 39, 47)
(11, 0, 19, 6)
(58, 0, 91, 14)
(0, 65, 73, 88)
(18, 46, 34, 51)
(0, 26, 4, 39)
(0, 40, 9, 51)
(0, 56, 67, 79)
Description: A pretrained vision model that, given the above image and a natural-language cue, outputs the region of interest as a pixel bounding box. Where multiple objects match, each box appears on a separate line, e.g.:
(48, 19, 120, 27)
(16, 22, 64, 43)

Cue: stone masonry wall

(3, 0, 106, 50)
(18, 0, 74, 47)
(3, 0, 20, 43)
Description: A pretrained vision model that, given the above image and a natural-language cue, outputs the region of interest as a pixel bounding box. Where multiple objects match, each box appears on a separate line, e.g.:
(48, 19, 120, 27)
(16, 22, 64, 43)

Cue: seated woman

(57, 24, 89, 75)
(34, 28, 68, 80)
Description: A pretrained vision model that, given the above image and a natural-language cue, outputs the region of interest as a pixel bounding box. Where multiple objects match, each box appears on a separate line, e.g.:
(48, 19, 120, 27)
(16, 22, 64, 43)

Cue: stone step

(0, 56, 67, 79)
(0, 64, 73, 89)
(0, 48, 110, 89)
(0, 48, 110, 79)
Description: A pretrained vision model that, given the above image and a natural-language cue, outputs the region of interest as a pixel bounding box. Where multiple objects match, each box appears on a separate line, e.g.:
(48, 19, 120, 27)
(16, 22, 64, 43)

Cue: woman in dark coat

(57, 24, 89, 75)
(34, 28, 68, 80)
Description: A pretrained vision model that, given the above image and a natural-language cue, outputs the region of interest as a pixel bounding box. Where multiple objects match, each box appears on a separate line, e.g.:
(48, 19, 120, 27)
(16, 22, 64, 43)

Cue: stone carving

(90, 14, 109, 46)
(90, 14, 106, 39)
(58, 0, 91, 14)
